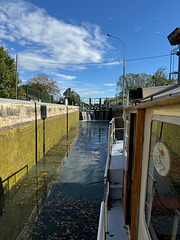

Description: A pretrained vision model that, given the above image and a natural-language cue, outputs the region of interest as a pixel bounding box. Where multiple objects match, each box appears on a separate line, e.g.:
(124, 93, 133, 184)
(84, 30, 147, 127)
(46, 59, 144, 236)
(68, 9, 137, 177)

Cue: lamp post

(107, 34, 126, 105)
(15, 54, 18, 99)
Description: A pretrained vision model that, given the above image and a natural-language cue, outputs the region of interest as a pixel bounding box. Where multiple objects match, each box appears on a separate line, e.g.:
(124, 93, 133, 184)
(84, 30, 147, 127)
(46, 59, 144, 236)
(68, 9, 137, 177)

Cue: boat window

(145, 120, 180, 239)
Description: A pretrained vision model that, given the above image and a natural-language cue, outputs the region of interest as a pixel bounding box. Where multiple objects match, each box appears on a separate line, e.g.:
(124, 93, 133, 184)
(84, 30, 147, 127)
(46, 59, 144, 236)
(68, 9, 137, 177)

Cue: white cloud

(104, 83, 116, 86)
(101, 61, 121, 66)
(134, 25, 144, 32)
(56, 74, 76, 80)
(0, 0, 109, 71)
(56, 80, 77, 89)
(77, 89, 105, 97)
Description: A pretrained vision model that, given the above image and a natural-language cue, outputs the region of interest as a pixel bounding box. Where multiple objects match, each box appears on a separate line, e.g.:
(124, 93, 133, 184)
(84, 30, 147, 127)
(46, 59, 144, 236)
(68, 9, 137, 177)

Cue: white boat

(97, 83, 180, 240)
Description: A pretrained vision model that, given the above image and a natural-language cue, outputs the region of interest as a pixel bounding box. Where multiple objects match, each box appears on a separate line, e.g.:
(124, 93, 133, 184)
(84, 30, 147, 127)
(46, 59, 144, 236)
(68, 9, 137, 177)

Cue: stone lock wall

(0, 99, 79, 193)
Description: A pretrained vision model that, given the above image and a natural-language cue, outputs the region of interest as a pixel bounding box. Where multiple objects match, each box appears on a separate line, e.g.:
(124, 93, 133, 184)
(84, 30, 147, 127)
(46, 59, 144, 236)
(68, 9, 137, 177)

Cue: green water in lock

(0, 121, 108, 240)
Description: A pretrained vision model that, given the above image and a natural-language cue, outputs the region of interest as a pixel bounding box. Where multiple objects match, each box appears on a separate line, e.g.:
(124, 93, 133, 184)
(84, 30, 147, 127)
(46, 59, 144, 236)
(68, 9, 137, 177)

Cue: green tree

(117, 72, 152, 94)
(27, 73, 60, 97)
(116, 67, 175, 96)
(0, 46, 21, 98)
(68, 91, 81, 105)
(151, 67, 171, 86)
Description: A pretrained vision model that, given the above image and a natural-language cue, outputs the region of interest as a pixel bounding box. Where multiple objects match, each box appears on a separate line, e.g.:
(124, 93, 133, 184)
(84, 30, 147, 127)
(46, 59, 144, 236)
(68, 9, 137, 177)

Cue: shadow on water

(0, 121, 108, 240)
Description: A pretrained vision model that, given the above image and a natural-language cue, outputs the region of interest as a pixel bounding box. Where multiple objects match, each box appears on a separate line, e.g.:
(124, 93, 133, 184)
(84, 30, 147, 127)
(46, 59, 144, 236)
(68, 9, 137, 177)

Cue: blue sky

(0, 0, 179, 99)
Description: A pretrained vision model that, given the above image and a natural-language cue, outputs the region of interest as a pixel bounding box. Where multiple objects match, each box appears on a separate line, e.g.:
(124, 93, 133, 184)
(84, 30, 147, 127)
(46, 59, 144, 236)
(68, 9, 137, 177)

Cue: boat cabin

(124, 84, 180, 240)
(97, 84, 180, 240)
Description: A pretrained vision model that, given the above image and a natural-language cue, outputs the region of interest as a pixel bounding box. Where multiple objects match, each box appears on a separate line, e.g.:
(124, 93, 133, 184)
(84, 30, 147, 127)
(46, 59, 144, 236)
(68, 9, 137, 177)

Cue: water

(0, 121, 108, 240)
(81, 111, 109, 121)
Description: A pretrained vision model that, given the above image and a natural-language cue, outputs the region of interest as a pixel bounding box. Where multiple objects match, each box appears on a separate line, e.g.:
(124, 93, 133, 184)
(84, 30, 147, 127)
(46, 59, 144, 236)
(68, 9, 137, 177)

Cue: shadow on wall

(0, 177, 4, 216)
(35, 104, 47, 164)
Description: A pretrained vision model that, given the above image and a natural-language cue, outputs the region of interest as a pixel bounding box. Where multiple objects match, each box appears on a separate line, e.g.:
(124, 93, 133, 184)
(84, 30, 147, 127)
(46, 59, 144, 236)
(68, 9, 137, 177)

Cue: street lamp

(107, 34, 126, 105)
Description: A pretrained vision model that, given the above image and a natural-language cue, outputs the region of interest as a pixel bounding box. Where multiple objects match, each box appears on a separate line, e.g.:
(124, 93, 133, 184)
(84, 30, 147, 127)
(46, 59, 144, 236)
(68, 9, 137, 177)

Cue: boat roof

(125, 83, 180, 111)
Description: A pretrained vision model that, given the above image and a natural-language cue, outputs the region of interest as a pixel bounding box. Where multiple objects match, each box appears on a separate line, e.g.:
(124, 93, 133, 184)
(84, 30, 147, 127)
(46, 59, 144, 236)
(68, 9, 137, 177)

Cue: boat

(97, 83, 180, 240)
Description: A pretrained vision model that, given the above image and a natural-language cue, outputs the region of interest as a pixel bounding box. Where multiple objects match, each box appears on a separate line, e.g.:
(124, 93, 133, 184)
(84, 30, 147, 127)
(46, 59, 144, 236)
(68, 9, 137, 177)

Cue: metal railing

(97, 117, 124, 240)
(25, 87, 53, 103)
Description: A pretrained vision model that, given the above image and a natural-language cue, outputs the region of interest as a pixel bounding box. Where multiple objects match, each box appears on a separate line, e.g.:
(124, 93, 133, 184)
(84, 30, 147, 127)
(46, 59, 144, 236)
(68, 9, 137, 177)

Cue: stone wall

(0, 99, 79, 193)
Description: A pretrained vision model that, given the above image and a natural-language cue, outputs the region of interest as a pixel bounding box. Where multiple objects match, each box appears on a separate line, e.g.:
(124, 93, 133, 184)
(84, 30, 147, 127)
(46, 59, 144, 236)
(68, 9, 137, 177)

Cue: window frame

(144, 114, 180, 240)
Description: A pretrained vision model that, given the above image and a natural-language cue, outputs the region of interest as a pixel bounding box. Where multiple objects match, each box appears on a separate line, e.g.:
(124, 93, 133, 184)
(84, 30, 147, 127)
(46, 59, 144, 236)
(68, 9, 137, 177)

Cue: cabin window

(145, 120, 180, 239)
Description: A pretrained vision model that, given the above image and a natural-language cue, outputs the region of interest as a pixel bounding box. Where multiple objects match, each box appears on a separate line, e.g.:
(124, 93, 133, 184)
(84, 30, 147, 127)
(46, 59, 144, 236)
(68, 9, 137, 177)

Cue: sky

(0, 0, 179, 99)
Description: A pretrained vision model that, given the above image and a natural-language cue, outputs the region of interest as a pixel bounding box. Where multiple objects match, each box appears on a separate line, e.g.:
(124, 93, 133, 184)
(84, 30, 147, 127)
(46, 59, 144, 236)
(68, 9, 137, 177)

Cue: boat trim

(129, 109, 146, 240)
(136, 83, 180, 103)
(152, 115, 180, 125)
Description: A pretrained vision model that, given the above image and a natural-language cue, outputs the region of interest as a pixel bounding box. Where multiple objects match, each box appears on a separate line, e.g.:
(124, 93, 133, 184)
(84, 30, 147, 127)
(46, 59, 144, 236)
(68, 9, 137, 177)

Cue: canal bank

(0, 99, 79, 193)
(0, 124, 79, 240)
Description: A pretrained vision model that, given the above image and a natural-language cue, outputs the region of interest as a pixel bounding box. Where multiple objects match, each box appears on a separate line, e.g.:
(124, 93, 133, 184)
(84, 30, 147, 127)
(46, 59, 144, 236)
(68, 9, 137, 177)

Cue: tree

(27, 73, 60, 96)
(151, 67, 170, 86)
(117, 72, 152, 94)
(68, 91, 81, 105)
(0, 46, 22, 98)
(116, 67, 175, 96)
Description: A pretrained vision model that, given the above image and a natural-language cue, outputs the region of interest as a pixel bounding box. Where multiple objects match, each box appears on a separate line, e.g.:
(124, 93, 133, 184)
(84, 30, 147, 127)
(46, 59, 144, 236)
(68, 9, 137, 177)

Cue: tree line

(116, 67, 176, 97)
(0, 46, 80, 104)
(0, 45, 176, 103)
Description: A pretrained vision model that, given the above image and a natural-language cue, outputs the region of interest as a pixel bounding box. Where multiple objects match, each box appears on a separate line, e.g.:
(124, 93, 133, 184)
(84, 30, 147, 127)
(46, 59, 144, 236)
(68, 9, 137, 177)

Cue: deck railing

(97, 117, 124, 240)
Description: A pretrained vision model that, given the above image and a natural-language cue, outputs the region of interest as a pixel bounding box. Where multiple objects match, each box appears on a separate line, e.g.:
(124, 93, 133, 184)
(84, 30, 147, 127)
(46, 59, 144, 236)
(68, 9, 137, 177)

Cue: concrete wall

(0, 99, 79, 193)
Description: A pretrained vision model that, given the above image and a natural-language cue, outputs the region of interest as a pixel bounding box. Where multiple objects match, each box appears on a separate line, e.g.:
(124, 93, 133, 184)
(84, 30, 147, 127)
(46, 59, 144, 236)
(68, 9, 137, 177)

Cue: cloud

(56, 74, 76, 80)
(54, 78, 79, 91)
(101, 61, 121, 66)
(0, 0, 109, 71)
(104, 83, 116, 86)
(78, 89, 105, 97)
(134, 25, 144, 32)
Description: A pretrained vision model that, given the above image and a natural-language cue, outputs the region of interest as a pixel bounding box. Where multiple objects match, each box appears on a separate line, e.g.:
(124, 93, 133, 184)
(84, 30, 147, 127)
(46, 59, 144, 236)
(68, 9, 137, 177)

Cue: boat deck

(106, 141, 129, 240)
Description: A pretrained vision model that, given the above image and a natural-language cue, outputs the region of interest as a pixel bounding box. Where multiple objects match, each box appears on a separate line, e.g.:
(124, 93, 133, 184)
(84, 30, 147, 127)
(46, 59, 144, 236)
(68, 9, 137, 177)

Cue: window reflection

(145, 120, 180, 239)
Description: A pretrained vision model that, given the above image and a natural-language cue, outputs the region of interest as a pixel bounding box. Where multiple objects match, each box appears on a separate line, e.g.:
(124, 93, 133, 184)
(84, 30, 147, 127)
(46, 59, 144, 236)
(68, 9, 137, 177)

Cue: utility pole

(15, 54, 18, 99)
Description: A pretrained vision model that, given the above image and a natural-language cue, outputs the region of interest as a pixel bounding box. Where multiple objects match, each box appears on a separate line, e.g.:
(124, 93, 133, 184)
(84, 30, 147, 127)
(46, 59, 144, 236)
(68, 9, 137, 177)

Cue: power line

(18, 53, 170, 66)
(126, 54, 170, 62)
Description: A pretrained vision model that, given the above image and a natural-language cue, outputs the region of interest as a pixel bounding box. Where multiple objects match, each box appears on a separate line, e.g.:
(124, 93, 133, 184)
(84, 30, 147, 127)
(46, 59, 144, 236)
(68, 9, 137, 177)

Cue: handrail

(105, 116, 124, 179)
(97, 202, 105, 240)
(109, 116, 122, 124)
